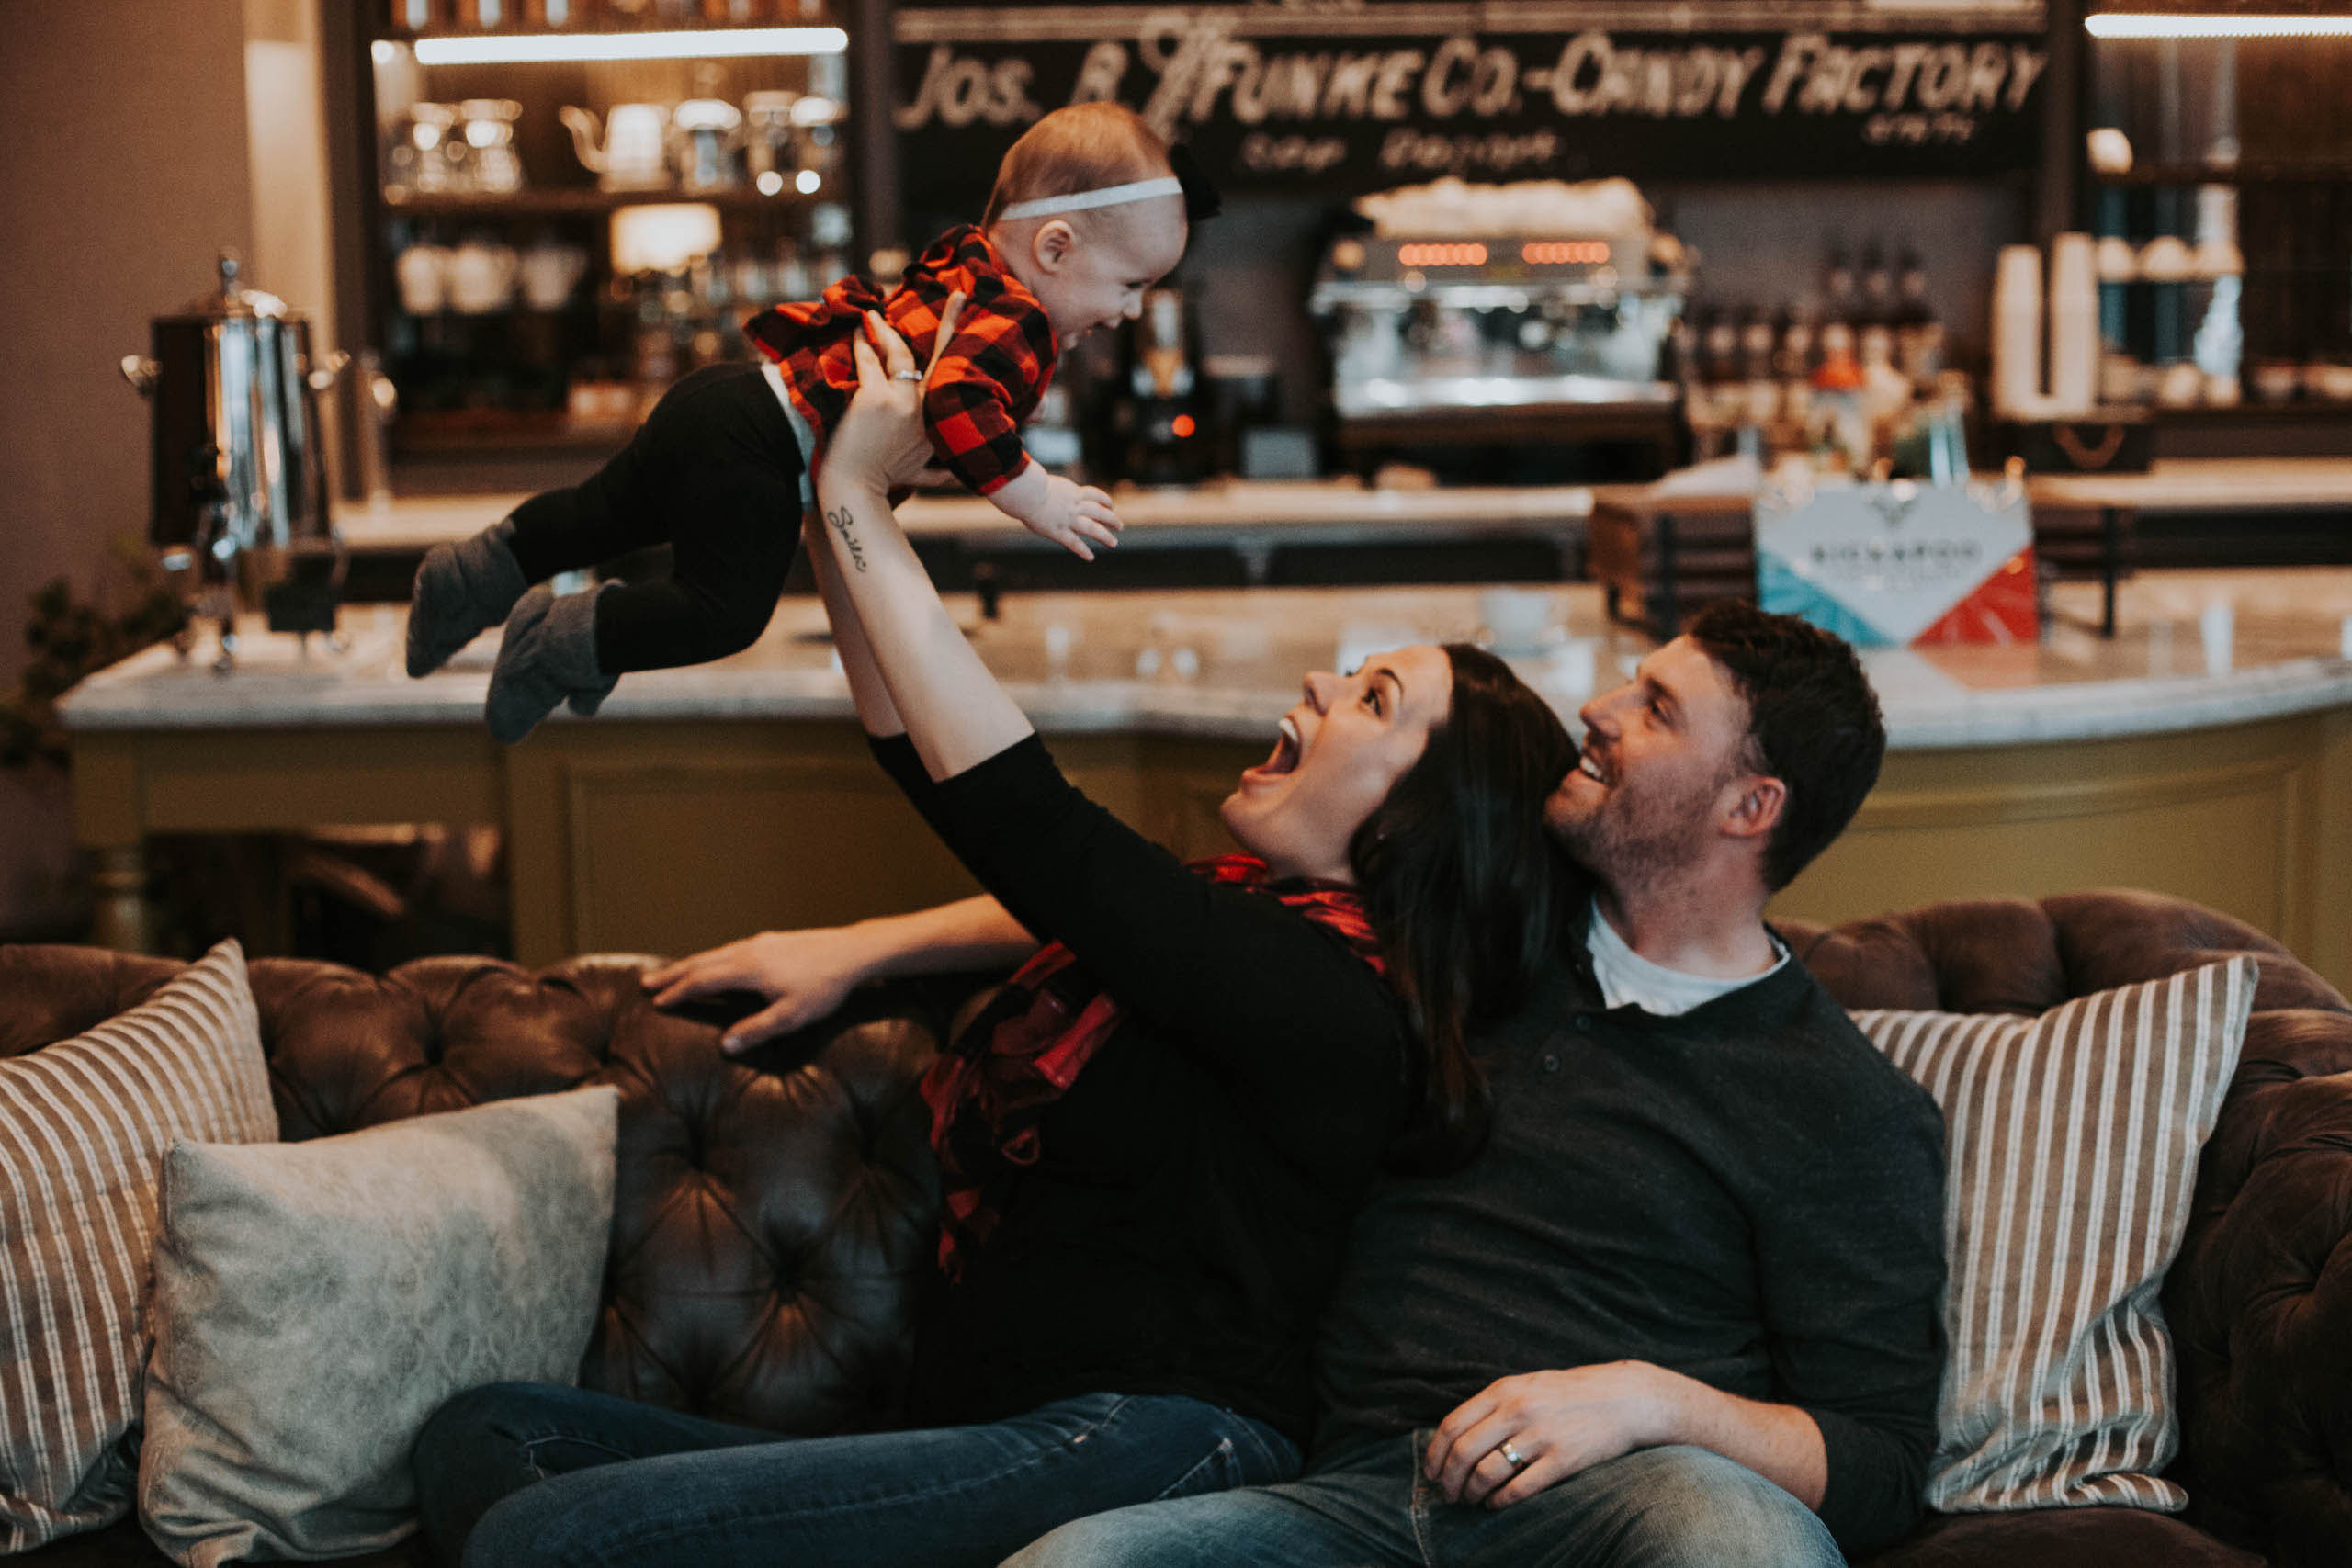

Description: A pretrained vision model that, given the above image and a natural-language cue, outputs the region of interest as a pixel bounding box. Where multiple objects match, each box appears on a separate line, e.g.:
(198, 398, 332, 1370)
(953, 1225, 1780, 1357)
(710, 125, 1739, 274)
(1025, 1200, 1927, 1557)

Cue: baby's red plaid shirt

(742, 224, 1057, 498)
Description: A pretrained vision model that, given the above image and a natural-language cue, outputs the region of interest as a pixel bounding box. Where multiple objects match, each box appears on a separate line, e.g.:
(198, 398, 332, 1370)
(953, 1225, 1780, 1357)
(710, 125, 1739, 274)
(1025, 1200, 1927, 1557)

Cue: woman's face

(1221, 643, 1453, 884)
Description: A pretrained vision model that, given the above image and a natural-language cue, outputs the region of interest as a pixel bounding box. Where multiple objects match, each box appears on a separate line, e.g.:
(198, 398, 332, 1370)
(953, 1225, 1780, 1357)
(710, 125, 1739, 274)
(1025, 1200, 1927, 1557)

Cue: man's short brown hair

(1688, 601, 1886, 891)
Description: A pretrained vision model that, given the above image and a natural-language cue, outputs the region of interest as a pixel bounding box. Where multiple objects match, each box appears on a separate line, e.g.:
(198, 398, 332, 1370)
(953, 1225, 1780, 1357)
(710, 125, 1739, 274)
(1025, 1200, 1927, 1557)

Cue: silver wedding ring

(891, 370, 923, 382)
(1499, 1440, 1527, 1471)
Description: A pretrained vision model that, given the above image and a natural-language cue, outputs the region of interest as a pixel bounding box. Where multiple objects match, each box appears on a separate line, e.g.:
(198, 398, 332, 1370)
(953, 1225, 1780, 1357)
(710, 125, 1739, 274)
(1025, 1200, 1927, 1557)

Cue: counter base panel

(1781, 708, 2352, 995)
(70, 709, 2351, 996)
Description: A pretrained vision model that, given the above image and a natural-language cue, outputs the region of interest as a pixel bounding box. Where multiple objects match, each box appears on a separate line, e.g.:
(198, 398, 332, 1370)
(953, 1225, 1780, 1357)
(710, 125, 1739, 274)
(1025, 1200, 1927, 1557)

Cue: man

(1010, 602, 1947, 1568)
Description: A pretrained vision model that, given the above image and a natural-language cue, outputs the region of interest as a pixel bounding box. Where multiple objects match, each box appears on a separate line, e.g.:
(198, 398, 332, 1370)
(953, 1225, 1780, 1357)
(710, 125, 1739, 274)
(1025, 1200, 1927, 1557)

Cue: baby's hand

(1007, 475, 1122, 562)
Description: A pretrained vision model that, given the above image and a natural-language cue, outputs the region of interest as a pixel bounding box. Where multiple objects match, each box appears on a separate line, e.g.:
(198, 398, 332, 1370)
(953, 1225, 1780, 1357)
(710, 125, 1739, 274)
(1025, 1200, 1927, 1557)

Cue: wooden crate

(1586, 486, 1757, 637)
(1589, 479, 2136, 640)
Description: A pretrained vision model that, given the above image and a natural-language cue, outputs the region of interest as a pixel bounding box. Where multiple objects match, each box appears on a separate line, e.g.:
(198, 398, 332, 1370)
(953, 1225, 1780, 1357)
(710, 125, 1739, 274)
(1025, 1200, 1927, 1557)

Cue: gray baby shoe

(407, 517, 527, 678)
(485, 581, 618, 744)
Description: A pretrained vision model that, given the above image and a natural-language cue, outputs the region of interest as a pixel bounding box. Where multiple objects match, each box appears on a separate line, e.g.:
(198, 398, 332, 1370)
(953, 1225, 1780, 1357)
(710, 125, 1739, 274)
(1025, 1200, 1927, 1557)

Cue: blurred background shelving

(362, 0, 857, 485)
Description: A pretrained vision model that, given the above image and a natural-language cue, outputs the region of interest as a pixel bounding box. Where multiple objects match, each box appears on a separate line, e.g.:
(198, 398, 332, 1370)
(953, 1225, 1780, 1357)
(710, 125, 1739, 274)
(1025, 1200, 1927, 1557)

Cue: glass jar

(457, 98, 526, 194)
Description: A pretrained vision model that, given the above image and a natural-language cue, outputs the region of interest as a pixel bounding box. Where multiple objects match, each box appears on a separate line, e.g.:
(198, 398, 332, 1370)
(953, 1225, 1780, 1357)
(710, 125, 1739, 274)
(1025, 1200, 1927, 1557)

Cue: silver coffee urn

(119, 253, 348, 671)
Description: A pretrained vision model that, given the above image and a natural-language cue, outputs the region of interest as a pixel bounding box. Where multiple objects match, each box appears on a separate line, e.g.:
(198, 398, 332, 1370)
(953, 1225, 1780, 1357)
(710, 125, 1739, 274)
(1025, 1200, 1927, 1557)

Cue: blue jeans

(410, 1382, 1298, 1568)
(1005, 1431, 1846, 1568)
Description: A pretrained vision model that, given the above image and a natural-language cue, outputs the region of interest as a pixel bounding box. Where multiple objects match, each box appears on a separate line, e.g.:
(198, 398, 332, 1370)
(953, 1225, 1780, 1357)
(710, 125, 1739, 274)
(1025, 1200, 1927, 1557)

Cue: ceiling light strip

(2086, 14, 2352, 39)
(412, 27, 846, 64)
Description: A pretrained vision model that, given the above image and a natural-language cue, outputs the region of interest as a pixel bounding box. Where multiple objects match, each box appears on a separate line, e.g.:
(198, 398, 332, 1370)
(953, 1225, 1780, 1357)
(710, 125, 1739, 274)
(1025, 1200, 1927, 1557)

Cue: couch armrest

(2165, 1006, 2352, 1566)
(1786, 890, 2352, 1564)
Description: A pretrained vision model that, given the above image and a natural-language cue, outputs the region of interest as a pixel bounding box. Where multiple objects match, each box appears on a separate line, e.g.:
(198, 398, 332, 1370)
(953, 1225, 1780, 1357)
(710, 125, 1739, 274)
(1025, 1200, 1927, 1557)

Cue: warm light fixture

(413, 28, 846, 64)
(2086, 14, 2352, 38)
(610, 203, 723, 274)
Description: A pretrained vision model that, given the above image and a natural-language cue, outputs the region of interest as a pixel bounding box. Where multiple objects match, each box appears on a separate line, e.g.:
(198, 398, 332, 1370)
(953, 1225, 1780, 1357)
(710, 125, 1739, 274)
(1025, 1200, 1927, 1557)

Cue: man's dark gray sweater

(1313, 925, 1949, 1557)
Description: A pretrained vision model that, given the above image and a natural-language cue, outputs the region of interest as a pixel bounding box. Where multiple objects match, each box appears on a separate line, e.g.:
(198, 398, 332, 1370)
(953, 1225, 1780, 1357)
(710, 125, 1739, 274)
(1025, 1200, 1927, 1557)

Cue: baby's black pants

(505, 363, 807, 674)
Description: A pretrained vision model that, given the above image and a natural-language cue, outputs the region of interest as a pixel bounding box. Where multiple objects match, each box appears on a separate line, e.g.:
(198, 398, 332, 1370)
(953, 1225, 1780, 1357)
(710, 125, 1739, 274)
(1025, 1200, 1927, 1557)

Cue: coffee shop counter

(334, 458, 2352, 547)
(59, 571, 2352, 989)
(334, 479, 1596, 583)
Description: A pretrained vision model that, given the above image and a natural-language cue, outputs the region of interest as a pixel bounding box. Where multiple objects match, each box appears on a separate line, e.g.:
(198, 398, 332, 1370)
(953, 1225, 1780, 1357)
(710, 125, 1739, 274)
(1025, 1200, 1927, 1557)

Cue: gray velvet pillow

(137, 1086, 618, 1567)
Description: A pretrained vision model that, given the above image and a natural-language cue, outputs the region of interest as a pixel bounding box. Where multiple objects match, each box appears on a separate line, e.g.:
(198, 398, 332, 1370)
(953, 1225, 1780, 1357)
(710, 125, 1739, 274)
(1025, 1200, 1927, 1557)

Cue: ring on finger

(1498, 1440, 1527, 1471)
(891, 370, 922, 382)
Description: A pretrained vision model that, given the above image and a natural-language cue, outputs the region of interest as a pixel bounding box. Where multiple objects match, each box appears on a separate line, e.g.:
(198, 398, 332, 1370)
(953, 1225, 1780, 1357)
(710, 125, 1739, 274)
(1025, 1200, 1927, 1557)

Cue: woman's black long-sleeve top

(870, 732, 1410, 1449)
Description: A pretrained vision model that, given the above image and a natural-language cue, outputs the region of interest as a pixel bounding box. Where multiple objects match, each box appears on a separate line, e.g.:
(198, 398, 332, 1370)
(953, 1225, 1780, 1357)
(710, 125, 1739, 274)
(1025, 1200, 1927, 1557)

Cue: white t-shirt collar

(1584, 897, 1788, 1018)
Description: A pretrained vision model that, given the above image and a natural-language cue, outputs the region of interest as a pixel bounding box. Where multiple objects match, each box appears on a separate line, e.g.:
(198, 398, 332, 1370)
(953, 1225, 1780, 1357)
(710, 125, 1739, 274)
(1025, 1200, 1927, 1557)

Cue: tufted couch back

(0, 947, 967, 1443)
(4, 889, 2348, 1567)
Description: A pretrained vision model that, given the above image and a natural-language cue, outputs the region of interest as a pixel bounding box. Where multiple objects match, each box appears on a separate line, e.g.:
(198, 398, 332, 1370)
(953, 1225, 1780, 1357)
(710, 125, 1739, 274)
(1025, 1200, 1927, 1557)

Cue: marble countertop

(332, 457, 2352, 557)
(2025, 457, 2352, 512)
(59, 570, 2352, 751)
(332, 479, 1595, 554)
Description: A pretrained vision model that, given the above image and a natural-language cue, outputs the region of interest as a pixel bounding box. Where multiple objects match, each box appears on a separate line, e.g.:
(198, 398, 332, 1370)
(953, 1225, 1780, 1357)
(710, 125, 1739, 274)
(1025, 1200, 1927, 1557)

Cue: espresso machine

(1100, 287, 1212, 487)
(1309, 179, 1692, 482)
(119, 254, 348, 671)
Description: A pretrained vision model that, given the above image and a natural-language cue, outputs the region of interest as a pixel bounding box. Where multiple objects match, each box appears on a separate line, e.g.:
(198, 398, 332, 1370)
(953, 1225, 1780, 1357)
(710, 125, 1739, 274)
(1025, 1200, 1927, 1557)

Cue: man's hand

(642, 927, 880, 1054)
(1424, 1362, 1687, 1509)
(1002, 471, 1122, 562)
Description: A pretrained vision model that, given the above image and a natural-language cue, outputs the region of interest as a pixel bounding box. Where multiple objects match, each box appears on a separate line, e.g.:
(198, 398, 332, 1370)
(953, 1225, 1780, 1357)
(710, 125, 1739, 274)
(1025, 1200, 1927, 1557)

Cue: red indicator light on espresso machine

(1170, 414, 1196, 438)
(1396, 243, 1488, 268)
(1520, 241, 1612, 265)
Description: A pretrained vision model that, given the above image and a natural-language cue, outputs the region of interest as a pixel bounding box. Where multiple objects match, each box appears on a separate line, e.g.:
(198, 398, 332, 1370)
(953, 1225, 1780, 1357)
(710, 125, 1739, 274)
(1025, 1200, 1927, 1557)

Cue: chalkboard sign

(893, 1, 2054, 212)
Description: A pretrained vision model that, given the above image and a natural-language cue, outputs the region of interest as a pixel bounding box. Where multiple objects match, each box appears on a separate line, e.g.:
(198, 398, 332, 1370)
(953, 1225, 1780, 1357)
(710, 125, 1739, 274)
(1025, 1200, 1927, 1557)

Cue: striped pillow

(0, 941, 277, 1551)
(1853, 956, 2256, 1514)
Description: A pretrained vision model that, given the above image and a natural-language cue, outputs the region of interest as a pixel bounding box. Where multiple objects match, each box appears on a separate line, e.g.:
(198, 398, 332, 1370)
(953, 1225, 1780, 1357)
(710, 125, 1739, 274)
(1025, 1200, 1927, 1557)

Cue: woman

(411, 302, 1577, 1568)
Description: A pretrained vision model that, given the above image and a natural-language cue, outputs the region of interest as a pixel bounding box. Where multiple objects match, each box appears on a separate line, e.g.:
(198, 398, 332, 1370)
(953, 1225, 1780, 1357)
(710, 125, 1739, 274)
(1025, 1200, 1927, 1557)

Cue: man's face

(1544, 637, 1759, 890)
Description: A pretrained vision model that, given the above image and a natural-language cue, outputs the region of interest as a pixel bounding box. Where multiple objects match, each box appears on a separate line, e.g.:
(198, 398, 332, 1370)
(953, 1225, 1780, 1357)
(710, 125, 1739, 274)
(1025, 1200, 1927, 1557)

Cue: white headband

(996, 176, 1182, 221)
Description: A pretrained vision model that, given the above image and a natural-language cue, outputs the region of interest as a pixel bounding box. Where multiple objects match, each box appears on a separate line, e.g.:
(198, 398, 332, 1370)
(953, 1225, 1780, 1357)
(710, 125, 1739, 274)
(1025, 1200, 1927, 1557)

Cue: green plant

(2, 541, 186, 770)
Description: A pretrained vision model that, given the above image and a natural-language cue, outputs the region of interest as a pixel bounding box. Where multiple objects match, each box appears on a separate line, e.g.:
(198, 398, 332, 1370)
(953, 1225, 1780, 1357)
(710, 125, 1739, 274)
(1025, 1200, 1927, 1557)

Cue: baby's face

(1018, 195, 1188, 349)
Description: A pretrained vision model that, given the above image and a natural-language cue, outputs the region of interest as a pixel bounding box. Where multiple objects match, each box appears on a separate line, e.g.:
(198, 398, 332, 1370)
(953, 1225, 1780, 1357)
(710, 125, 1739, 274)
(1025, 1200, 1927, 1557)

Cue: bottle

(1686, 305, 1740, 455)
(1893, 251, 1945, 394)
(1774, 300, 1817, 434)
(1859, 243, 1897, 330)
(1928, 370, 1973, 485)
(1740, 303, 1781, 434)
(1810, 292, 1868, 473)
(1712, 303, 1749, 444)
(1854, 243, 1898, 402)
(1816, 248, 1860, 400)
(1822, 247, 1859, 336)
(1858, 316, 1914, 447)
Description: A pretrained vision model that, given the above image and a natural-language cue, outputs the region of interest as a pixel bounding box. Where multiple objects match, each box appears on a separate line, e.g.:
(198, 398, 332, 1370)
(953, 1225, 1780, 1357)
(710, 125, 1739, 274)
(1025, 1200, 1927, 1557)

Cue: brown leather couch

(8, 889, 2347, 1568)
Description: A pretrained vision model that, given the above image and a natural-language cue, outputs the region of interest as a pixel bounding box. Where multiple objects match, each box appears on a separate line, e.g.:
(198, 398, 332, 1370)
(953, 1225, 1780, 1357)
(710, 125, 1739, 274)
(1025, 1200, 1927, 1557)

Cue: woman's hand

(806, 292, 1037, 779)
(820, 293, 967, 494)
(642, 928, 881, 1054)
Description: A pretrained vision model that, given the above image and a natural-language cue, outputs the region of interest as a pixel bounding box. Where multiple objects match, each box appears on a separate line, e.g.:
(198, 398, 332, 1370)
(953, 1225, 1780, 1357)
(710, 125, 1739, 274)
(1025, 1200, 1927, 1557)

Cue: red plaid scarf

(919, 854, 1385, 1280)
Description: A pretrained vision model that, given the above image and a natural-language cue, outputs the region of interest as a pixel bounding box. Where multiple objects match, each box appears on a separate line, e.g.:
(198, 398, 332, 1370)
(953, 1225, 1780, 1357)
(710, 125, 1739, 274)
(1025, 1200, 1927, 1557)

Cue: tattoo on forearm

(824, 503, 868, 573)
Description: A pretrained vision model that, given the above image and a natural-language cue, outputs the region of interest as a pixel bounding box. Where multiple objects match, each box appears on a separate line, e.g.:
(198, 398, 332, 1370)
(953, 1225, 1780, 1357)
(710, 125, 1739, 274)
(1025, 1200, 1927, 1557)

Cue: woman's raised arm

(808, 308, 1115, 781)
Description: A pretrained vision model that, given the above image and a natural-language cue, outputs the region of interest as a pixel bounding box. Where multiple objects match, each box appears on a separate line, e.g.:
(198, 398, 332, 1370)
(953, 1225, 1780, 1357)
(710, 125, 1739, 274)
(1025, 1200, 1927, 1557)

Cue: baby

(405, 102, 1210, 742)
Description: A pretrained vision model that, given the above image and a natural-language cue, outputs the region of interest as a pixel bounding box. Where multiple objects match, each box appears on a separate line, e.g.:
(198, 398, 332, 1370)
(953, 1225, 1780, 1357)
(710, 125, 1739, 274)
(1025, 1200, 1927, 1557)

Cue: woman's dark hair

(1349, 643, 1577, 1176)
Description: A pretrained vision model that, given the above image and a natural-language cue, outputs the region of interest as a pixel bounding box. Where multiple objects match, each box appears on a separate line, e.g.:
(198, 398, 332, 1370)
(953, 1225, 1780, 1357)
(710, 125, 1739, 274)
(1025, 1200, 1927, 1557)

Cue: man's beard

(1549, 768, 1724, 901)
